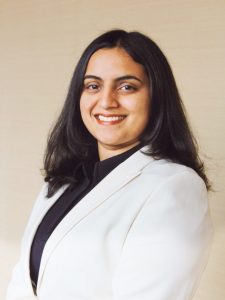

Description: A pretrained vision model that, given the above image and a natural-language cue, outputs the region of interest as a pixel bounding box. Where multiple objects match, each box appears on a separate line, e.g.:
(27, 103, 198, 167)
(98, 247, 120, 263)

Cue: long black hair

(44, 29, 210, 197)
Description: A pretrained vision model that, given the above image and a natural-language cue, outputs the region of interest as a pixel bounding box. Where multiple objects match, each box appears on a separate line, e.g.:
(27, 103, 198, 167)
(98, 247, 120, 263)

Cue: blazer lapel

(37, 147, 153, 290)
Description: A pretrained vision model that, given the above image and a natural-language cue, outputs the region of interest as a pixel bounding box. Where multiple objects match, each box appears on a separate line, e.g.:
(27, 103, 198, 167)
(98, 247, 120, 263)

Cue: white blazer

(6, 148, 213, 300)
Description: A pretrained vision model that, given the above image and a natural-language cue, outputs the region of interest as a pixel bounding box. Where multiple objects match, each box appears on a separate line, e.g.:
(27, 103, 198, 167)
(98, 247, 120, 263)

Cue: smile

(95, 114, 127, 125)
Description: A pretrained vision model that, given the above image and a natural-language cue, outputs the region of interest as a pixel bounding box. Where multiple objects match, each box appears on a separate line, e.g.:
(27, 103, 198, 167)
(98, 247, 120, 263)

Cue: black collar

(74, 144, 141, 185)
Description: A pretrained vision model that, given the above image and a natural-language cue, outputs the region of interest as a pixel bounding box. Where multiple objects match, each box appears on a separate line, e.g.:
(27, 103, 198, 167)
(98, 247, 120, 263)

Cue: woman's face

(80, 47, 151, 160)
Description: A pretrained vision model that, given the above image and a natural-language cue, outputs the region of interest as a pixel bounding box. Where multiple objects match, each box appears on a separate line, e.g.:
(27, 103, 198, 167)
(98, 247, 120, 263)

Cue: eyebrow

(83, 75, 143, 83)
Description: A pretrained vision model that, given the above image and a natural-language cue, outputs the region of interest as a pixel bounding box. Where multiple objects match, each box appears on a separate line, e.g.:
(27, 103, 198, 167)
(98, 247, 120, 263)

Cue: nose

(98, 87, 119, 109)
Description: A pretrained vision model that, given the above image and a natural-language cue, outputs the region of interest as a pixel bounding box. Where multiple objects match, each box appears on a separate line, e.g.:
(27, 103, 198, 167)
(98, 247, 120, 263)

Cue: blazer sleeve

(5, 184, 49, 300)
(112, 170, 213, 300)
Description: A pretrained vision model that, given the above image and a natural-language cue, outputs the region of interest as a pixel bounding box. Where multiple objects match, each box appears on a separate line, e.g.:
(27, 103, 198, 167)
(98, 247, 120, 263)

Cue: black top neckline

(79, 144, 142, 185)
(92, 144, 141, 184)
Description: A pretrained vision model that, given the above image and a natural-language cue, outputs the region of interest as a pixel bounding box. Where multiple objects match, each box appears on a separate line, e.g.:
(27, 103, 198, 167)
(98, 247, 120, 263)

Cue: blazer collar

(36, 146, 153, 291)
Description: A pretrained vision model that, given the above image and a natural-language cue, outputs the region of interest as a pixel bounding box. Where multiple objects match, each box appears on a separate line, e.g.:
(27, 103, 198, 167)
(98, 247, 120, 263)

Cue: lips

(94, 114, 127, 125)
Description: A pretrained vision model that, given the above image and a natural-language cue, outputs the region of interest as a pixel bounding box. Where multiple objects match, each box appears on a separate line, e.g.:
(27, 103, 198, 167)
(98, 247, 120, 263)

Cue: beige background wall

(0, 0, 224, 299)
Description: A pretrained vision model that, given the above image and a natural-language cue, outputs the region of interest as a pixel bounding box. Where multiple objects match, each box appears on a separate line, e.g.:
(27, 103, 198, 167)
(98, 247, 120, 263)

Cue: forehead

(85, 47, 147, 79)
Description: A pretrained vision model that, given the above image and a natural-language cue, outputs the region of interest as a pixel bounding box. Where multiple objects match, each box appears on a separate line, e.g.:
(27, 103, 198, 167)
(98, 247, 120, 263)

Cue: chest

(37, 180, 153, 298)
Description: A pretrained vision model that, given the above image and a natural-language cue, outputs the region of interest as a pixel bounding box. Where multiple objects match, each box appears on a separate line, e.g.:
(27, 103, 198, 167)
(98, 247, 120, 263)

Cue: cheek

(79, 99, 85, 118)
(125, 96, 150, 118)
(80, 96, 92, 120)
(131, 97, 150, 130)
(138, 93, 151, 118)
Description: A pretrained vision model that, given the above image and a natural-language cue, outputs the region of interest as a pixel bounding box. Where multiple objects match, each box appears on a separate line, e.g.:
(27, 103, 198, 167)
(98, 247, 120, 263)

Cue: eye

(119, 84, 137, 92)
(87, 83, 99, 90)
(83, 82, 100, 92)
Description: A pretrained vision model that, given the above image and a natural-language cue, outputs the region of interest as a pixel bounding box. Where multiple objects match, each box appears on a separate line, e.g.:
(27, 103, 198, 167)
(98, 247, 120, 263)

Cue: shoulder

(140, 154, 206, 192)
(138, 156, 209, 225)
(129, 155, 212, 242)
(135, 154, 208, 218)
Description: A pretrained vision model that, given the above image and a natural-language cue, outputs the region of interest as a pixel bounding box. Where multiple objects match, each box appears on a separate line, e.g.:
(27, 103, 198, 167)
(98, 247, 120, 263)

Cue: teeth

(97, 115, 125, 122)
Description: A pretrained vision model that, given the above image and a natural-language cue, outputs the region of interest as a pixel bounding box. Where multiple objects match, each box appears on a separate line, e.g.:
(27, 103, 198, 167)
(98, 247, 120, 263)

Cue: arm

(112, 171, 213, 300)
(5, 184, 49, 300)
(5, 264, 37, 300)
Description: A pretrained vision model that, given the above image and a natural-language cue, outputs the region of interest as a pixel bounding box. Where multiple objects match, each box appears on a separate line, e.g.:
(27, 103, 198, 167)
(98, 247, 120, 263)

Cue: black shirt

(30, 145, 140, 289)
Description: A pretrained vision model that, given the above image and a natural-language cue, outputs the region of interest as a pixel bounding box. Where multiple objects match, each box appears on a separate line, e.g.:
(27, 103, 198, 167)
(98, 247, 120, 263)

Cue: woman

(6, 29, 213, 300)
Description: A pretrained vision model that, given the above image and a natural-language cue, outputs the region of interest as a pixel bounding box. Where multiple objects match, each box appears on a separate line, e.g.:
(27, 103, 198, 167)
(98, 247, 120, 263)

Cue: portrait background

(0, 0, 224, 299)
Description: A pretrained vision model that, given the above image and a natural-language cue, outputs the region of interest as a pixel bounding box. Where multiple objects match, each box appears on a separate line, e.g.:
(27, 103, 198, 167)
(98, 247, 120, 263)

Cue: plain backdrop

(0, 0, 225, 299)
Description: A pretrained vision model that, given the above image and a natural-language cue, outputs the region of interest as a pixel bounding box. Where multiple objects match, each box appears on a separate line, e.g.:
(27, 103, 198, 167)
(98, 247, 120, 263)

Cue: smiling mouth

(94, 114, 127, 125)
